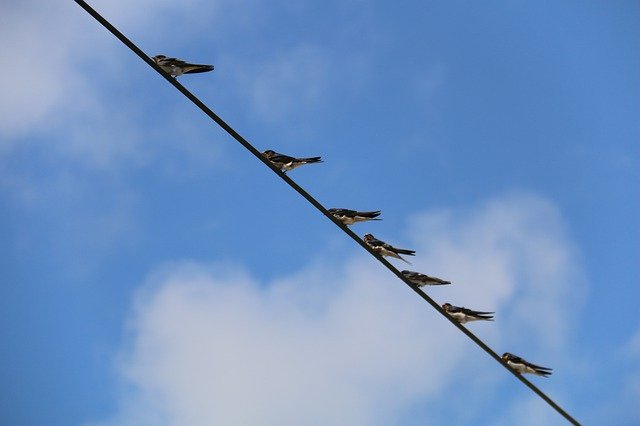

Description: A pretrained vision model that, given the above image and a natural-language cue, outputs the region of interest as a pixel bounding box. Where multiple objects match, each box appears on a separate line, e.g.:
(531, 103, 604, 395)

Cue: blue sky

(1, 0, 638, 424)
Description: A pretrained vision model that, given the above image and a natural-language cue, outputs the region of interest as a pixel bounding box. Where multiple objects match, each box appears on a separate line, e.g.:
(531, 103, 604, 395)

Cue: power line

(73, 1, 580, 424)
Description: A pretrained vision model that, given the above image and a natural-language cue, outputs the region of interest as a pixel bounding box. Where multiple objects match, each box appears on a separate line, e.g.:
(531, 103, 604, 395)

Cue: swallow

(262, 150, 323, 172)
(502, 352, 552, 377)
(328, 208, 381, 225)
(401, 270, 451, 287)
(152, 55, 215, 77)
(363, 233, 415, 264)
(441, 303, 493, 324)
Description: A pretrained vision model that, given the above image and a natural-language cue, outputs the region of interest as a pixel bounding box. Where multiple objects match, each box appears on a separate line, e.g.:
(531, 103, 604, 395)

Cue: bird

(441, 303, 494, 324)
(401, 270, 450, 287)
(363, 233, 415, 264)
(502, 352, 552, 377)
(152, 55, 214, 77)
(328, 208, 381, 225)
(262, 150, 323, 172)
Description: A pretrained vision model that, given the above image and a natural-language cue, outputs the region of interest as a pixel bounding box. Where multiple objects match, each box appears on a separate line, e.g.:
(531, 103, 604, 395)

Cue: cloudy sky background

(1, 1, 638, 424)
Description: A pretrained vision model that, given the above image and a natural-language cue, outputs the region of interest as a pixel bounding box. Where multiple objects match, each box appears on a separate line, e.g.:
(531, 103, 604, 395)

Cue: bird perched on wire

(363, 233, 415, 264)
(328, 208, 381, 226)
(502, 353, 552, 377)
(401, 270, 450, 287)
(262, 150, 323, 173)
(152, 55, 215, 77)
(441, 303, 493, 324)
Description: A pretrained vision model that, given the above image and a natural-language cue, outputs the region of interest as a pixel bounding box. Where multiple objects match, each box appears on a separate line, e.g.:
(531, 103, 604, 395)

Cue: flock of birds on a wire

(151, 54, 553, 378)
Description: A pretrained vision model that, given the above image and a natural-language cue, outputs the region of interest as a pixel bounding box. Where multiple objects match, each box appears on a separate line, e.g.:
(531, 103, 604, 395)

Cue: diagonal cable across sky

(73, 1, 580, 424)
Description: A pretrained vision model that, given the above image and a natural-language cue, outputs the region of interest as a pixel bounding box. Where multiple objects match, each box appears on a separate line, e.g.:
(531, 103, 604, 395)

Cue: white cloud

(0, 0, 236, 221)
(92, 260, 460, 426)
(0, 2, 82, 139)
(0, 0, 230, 162)
(93, 193, 586, 425)
(406, 193, 588, 351)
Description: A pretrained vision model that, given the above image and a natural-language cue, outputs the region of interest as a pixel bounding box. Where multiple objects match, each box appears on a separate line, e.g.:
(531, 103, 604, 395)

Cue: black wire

(73, 1, 580, 424)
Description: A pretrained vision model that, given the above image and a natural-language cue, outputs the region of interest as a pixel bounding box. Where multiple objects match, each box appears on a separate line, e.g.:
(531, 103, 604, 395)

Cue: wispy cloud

(0, 0, 234, 228)
(496, 394, 568, 426)
(233, 44, 332, 123)
(0, 0, 231, 165)
(585, 323, 640, 424)
(0, 2, 84, 139)
(92, 193, 587, 425)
